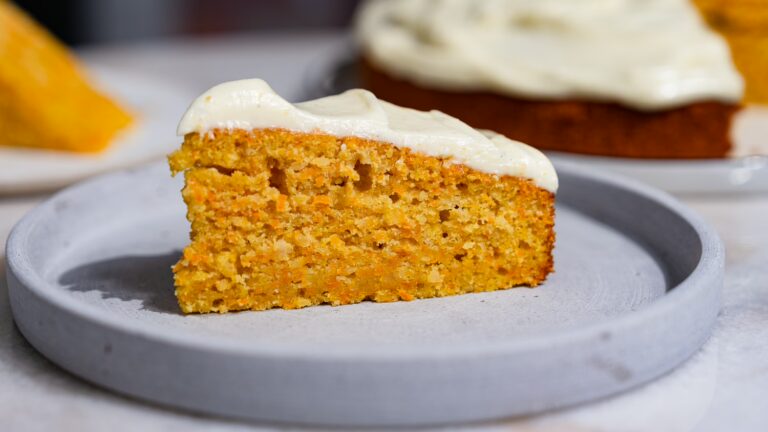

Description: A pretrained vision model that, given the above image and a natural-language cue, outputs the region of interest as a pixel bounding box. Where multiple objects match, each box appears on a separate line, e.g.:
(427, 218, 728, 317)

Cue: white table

(1, 33, 767, 432)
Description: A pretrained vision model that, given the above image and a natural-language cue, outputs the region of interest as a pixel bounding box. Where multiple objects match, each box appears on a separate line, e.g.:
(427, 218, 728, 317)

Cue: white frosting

(177, 79, 558, 192)
(356, 0, 744, 110)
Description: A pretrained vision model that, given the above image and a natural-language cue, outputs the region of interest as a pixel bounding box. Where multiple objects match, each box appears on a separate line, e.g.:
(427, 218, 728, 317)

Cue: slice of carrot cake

(169, 79, 557, 314)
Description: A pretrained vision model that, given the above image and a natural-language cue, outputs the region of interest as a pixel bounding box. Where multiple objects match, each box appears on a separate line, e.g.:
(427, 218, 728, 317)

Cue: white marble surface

(1, 33, 767, 432)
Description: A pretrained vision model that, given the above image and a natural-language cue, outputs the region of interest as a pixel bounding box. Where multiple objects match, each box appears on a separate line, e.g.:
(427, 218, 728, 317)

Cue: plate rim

(547, 151, 768, 195)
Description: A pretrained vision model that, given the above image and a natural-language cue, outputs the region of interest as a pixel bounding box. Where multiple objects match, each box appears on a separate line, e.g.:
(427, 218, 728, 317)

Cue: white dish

(0, 66, 194, 195)
(549, 152, 768, 195)
(548, 106, 768, 194)
(6, 161, 723, 427)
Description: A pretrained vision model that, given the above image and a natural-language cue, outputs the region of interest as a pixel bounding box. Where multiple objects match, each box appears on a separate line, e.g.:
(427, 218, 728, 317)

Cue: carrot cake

(169, 79, 557, 314)
(0, 2, 132, 153)
(355, 0, 746, 159)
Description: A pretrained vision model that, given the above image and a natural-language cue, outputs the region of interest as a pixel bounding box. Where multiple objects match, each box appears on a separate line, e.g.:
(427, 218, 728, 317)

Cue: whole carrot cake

(355, 0, 746, 159)
(169, 79, 557, 314)
(0, 2, 132, 153)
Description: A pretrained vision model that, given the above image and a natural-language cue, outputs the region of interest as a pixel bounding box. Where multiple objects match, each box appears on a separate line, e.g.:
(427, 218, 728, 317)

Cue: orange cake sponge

(169, 80, 557, 313)
(0, 2, 132, 152)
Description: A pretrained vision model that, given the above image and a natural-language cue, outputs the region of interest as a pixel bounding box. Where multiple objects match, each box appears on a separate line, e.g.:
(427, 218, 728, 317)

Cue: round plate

(6, 161, 723, 427)
(307, 54, 768, 195)
(0, 66, 194, 195)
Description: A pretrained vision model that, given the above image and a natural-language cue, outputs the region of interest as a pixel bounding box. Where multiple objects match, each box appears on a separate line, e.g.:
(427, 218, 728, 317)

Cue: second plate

(0, 65, 194, 195)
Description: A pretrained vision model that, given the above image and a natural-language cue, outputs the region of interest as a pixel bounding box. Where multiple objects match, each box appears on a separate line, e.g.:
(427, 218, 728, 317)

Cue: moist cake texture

(0, 2, 132, 152)
(169, 80, 557, 313)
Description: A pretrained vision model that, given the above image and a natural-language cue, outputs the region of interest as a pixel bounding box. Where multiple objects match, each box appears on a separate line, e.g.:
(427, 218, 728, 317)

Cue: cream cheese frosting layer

(177, 79, 558, 192)
(356, 0, 744, 110)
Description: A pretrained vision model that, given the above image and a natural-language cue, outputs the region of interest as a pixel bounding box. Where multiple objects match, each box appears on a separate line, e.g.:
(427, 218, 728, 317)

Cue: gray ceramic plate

(6, 161, 723, 427)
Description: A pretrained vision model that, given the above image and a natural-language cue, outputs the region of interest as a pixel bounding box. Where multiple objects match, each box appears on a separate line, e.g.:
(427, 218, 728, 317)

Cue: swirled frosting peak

(356, 0, 744, 110)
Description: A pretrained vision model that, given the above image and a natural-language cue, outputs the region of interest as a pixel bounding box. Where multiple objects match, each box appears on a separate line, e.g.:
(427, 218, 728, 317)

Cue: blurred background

(13, 0, 362, 46)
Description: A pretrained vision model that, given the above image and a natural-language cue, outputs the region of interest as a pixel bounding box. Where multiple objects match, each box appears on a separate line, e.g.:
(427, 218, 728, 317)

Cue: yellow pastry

(0, 2, 132, 152)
